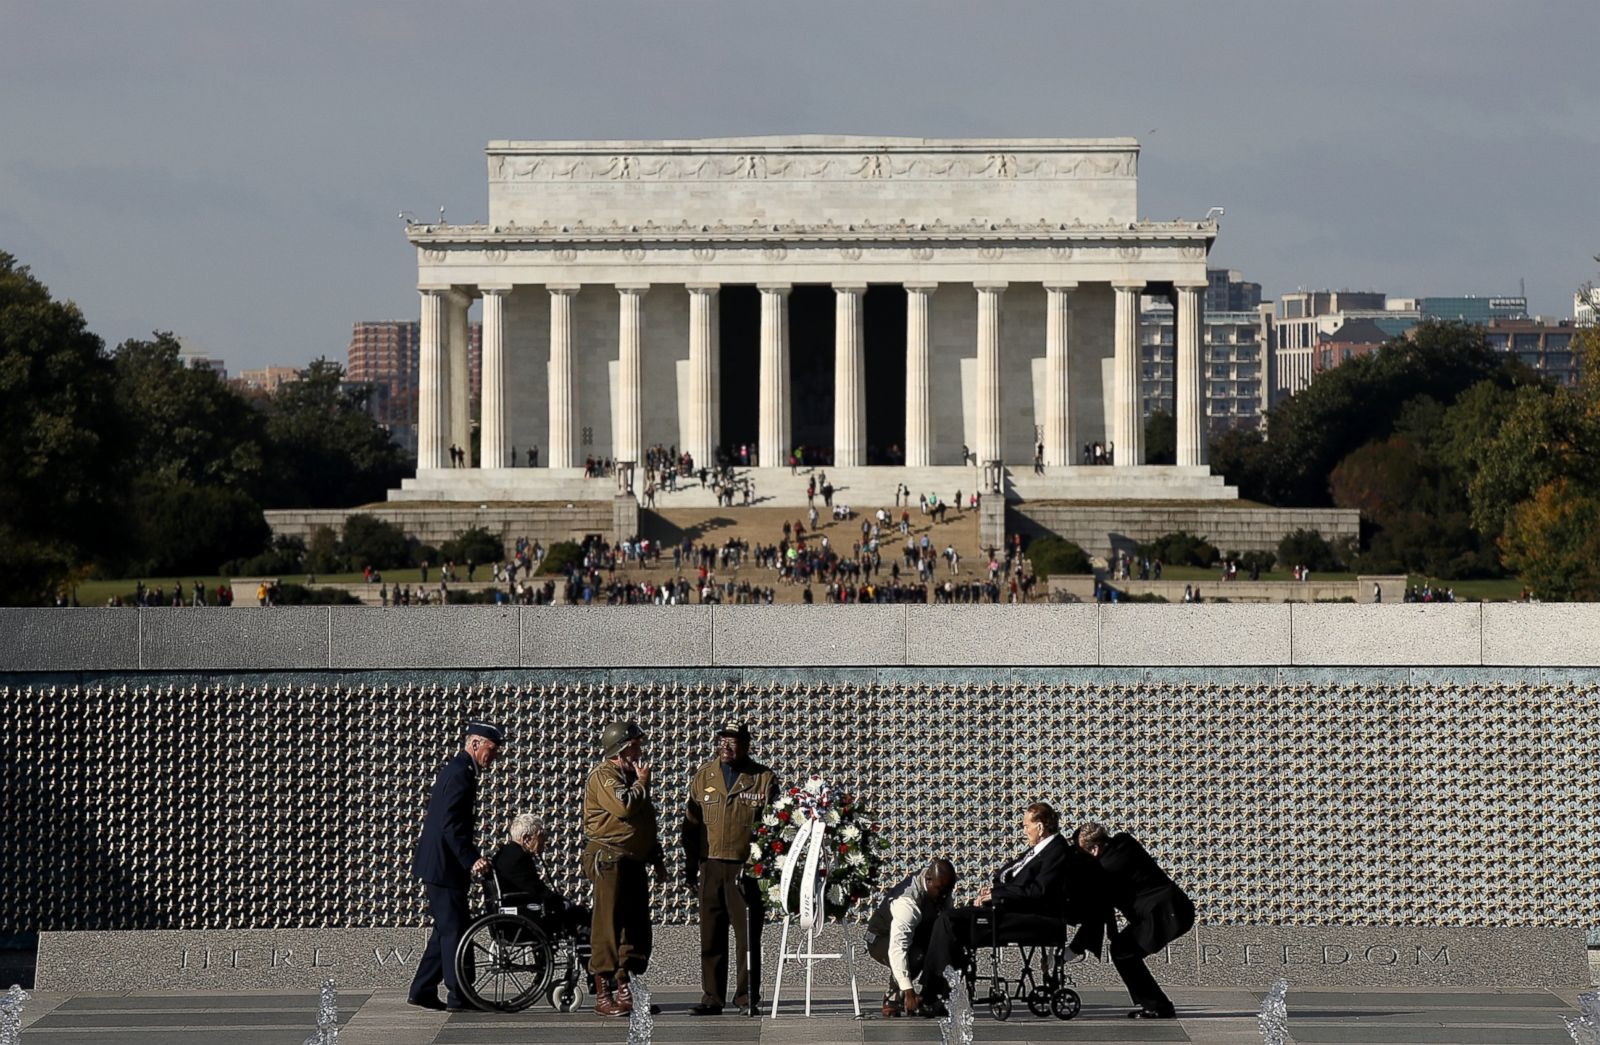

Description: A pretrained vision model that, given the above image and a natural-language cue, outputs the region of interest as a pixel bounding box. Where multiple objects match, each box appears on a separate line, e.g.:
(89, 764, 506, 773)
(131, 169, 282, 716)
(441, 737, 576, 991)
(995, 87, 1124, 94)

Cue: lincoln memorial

(392, 135, 1237, 504)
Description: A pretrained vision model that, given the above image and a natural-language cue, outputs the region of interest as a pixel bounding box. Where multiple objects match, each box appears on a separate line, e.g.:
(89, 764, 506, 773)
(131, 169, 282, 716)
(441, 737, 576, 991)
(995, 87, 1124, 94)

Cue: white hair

(509, 813, 545, 842)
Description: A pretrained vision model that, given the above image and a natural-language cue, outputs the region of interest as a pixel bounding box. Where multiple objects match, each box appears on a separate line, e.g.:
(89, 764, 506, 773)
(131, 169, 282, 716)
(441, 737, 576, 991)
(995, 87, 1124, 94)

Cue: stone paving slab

(12, 985, 1595, 1044)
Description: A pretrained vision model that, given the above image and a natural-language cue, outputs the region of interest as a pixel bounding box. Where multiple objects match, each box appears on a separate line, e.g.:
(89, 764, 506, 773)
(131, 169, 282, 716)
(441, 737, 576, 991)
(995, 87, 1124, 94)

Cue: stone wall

(1, 605, 1598, 948)
(1012, 502, 1361, 557)
(263, 503, 614, 548)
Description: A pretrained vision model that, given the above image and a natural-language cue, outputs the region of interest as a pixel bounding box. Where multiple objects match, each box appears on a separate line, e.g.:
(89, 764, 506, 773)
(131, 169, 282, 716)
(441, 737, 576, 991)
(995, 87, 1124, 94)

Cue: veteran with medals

(681, 721, 779, 1016)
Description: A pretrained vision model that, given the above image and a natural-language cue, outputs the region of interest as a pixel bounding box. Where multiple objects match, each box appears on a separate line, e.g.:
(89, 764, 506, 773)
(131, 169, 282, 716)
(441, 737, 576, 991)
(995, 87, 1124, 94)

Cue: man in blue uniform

(407, 721, 502, 1012)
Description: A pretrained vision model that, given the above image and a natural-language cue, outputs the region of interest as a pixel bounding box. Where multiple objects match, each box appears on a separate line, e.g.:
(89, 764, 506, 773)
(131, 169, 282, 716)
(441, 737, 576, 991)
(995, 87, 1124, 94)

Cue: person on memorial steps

(914, 802, 1109, 1015)
(865, 858, 957, 1018)
(492, 814, 591, 940)
(1075, 822, 1195, 1020)
(582, 720, 666, 1018)
(407, 721, 502, 1012)
(680, 720, 779, 1016)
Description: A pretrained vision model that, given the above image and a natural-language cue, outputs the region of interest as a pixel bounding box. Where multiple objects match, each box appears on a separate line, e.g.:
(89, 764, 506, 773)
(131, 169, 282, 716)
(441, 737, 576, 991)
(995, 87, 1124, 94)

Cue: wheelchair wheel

(549, 978, 582, 1012)
(1050, 986, 1081, 1021)
(1026, 986, 1052, 1018)
(454, 912, 553, 1013)
(989, 994, 1012, 1021)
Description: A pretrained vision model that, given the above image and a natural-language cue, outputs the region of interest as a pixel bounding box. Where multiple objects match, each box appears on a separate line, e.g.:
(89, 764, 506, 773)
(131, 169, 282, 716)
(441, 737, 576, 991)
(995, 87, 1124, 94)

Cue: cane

(746, 879, 759, 1018)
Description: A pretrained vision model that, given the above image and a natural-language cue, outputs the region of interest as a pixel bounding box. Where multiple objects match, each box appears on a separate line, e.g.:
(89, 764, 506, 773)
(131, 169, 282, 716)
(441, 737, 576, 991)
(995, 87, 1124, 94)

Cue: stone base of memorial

(34, 925, 1590, 992)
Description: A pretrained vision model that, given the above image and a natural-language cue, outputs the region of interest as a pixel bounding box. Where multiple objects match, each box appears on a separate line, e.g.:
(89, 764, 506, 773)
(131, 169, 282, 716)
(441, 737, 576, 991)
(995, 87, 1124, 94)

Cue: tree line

(0, 251, 410, 603)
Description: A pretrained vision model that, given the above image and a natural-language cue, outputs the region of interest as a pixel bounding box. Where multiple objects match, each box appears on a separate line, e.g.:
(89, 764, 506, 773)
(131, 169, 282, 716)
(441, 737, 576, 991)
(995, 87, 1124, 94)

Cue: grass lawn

(69, 570, 460, 605)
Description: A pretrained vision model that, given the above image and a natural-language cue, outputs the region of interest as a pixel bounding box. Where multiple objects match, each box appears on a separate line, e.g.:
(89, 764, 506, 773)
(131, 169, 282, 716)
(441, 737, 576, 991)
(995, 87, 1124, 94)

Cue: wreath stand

(767, 819, 862, 1018)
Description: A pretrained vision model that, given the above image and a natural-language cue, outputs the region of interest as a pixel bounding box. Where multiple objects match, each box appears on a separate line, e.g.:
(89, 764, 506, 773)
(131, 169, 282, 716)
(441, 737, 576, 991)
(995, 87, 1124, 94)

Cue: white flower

(840, 824, 861, 841)
(763, 813, 779, 827)
(847, 850, 866, 867)
(827, 885, 845, 907)
(749, 842, 762, 861)
(825, 809, 841, 826)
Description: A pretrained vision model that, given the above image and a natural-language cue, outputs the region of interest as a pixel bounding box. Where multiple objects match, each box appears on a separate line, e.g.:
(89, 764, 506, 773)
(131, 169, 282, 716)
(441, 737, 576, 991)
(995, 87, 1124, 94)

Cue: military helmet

(600, 720, 644, 758)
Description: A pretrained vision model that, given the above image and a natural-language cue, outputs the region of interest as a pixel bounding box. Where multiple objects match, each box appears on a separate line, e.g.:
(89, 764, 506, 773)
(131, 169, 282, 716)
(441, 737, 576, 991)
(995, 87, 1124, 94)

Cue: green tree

(1499, 478, 1600, 600)
(256, 359, 411, 508)
(1024, 535, 1092, 579)
(0, 253, 123, 603)
(123, 477, 272, 576)
(441, 526, 504, 567)
(341, 513, 411, 570)
(1242, 321, 1510, 507)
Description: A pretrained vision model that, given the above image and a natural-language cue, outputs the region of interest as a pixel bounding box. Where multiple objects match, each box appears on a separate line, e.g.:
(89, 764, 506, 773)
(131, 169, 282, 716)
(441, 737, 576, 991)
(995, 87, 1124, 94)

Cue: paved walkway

(17, 986, 1591, 1044)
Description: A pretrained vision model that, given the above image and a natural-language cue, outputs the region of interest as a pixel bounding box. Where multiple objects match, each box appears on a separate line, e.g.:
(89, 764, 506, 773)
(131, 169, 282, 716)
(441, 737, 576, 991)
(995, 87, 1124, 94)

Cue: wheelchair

(959, 902, 1082, 1022)
(453, 870, 592, 1013)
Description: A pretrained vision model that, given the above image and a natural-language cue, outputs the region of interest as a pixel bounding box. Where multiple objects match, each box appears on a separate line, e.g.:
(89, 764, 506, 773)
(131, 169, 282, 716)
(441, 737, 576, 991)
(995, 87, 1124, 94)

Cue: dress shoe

(1127, 1007, 1176, 1019)
(406, 994, 448, 1012)
(689, 1003, 724, 1015)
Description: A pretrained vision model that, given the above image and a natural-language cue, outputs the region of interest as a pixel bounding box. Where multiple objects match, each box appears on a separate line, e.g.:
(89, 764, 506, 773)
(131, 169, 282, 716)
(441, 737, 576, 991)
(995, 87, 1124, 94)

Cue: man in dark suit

(913, 802, 1108, 1011)
(1076, 822, 1195, 1020)
(407, 721, 502, 1012)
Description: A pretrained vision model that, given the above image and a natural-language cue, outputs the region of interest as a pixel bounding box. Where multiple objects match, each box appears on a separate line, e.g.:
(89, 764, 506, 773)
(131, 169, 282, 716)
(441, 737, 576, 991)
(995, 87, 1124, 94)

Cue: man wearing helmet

(582, 720, 666, 1017)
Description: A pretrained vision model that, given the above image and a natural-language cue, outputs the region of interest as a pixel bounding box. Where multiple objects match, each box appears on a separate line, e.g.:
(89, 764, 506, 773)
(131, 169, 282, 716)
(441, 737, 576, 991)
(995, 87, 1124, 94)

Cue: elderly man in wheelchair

(451, 814, 594, 1013)
(912, 801, 1109, 1021)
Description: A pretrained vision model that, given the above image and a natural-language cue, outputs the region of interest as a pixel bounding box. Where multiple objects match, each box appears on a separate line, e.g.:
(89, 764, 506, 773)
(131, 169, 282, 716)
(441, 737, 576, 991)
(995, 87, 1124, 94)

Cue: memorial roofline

(404, 216, 1220, 246)
(485, 135, 1141, 154)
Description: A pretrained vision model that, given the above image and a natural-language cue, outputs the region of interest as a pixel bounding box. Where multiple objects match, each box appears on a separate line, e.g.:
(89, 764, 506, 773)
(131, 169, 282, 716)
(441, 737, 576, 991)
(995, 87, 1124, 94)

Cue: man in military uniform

(681, 722, 779, 1016)
(583, 721, 665, 1017)
(408, 721, 502, 1012)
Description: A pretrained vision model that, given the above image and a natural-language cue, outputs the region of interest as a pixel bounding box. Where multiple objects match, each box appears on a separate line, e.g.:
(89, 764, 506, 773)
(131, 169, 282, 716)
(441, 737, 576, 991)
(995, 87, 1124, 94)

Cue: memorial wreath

(746, 775, 889, 920)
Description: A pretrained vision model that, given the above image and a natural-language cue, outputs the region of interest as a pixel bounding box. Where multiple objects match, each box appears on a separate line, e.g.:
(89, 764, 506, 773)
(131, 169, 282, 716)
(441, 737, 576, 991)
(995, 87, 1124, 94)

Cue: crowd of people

(407, 720, 1192, 1023)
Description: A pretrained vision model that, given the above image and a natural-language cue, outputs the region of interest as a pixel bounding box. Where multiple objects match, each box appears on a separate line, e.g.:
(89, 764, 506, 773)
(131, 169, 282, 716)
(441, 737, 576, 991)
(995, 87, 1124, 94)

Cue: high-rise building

(1418, 295, 1527, 325)
(1205, 268, 1262, 313)
(1141, 299, 1274, 433)
(1485, 318, 1582, 387)
(1576, 288, 1599, 327)
(346, 320, 482, 441)
(236, 366, 303, 392)
(1273, 291, 1418, 401)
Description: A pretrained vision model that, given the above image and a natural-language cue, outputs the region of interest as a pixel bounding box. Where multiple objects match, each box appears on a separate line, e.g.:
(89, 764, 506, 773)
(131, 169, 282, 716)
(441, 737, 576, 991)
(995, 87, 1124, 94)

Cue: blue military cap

(466, 721, 504, 744)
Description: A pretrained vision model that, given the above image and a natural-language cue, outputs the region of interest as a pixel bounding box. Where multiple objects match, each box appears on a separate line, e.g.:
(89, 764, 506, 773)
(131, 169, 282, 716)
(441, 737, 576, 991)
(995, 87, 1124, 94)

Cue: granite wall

(2, 605, 1597, 947)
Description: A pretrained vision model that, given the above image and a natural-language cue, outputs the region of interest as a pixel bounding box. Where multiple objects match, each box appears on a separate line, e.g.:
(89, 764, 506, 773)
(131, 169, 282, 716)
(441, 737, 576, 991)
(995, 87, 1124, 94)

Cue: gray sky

(3, 1, 1596, 370)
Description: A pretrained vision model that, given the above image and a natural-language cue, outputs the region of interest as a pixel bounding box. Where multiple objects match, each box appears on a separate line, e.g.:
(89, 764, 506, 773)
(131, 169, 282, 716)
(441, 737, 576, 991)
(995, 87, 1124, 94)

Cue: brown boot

(612, 973, 634, 1014)
(592, 974, 626, 1017)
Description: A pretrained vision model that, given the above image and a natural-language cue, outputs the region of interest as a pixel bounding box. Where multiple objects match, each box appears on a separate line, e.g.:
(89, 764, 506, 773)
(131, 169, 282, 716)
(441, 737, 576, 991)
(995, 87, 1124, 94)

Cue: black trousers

(410, 882, 470, 1007)
(698, 858, 763, 1007)
(1111, 928, 1174, 1015)
(918, 905, 1060, 996)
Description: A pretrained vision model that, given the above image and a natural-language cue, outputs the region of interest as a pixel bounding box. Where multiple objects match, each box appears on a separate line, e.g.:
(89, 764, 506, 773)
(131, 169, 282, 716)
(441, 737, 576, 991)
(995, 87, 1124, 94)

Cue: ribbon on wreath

(777, 816, 829, 930)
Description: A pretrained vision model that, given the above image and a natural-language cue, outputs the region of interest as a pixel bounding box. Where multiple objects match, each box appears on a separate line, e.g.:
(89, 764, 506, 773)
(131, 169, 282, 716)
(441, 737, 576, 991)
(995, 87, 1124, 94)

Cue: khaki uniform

(682, 758, 778, 1008)
(582, 760, 661, 977)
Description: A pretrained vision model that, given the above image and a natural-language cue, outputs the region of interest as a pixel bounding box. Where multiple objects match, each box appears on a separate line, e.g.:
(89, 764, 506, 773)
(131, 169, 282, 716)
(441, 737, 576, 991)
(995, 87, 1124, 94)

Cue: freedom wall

(2, 604, 1595, 990)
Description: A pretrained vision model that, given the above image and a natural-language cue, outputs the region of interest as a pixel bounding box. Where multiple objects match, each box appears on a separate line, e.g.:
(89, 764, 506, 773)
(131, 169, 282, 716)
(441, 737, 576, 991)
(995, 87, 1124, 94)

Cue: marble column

(1043, 282, 1076, 468)
(547, 285, 579, 468)
(1175, 280, 1208, 467)
(758, 283, 791, 468)
(1112, 281, 1146, 467)
(686, 284, 720, 469)
(975, 282, 1006, 464)
(903, 283, 936, 467)
(478, 286, 510, 469)
(446, 289, 472, 465)
(417, 287, 449, 469)
(615, 284, 648, 465)
(833, 283, 867, 467)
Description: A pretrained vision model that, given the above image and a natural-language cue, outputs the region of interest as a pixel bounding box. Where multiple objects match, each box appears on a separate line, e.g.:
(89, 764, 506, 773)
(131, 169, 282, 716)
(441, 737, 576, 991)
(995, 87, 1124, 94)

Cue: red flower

(789, 787, 800, 796)
(838, 844, 850, 855)
(758, 826, 769, 836)
(752, 863, 765, 876)
(777, 811, 790, 822)
(773, 841, 785, 854)
(818, 867, 828, 877)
